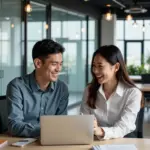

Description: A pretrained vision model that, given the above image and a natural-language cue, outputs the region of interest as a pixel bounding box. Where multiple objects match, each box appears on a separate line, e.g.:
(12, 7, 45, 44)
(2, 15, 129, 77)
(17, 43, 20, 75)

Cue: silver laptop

(40, 115, 94, 145)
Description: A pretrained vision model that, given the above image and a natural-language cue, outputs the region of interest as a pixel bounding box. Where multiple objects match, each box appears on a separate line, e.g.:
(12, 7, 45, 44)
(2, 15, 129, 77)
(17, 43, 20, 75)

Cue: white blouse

(80, 82, 142, 140)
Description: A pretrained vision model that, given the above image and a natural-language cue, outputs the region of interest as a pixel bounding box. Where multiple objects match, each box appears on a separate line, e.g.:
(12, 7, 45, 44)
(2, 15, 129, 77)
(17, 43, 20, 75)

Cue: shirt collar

(98, 81, 124, 97)
(29, 70, 55, 92)
(115, 82, 124, 97)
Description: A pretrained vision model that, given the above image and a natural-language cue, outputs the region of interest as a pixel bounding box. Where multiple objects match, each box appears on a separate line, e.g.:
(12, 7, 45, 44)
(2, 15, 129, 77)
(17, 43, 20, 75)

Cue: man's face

(35, 53, 63, 82)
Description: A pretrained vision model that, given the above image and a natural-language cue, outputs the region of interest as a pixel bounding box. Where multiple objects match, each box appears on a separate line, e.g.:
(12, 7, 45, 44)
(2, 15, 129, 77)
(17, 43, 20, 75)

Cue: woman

(80, 45, 142, 140)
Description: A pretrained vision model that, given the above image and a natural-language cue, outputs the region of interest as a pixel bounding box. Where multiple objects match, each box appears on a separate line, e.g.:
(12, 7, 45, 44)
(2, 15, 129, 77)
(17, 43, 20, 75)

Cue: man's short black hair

(32, 39, 65, 60)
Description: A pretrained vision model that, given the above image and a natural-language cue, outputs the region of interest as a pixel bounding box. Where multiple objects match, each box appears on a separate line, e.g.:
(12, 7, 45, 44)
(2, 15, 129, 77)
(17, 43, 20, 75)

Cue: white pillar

(101, 14, 117, 46)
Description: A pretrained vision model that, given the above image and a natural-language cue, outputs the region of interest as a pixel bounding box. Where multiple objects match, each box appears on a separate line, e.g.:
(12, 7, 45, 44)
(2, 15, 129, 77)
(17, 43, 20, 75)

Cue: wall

(101, 14, 117, 46)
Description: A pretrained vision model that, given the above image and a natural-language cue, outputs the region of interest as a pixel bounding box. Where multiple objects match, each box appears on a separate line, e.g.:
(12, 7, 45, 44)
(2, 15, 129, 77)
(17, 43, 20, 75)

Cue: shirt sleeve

(80, 87, 91, 114)
(7, 81, 40, 137)
(100, 88, 142, 140)
(55, 84, 69, 115)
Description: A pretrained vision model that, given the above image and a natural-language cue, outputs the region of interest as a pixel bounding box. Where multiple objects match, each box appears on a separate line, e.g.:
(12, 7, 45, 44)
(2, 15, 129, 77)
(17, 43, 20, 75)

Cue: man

(7, 39, 69, 137)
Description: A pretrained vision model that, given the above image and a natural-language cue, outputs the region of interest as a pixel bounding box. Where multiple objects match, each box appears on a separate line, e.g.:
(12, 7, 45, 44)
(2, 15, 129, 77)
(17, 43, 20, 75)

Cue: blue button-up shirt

(7, 71, 69, 137)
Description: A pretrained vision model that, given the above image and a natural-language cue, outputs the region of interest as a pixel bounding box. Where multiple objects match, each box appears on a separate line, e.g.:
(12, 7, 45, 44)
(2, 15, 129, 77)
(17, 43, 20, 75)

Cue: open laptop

(40, 115, 94, 145)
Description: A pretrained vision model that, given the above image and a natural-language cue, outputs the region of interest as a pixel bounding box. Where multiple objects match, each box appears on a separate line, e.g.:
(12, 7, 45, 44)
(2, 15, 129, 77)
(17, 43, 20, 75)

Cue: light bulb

(132, 21, 138, 28)
(142, 25, 145, 32)
(105, 12, 113, 21)
(126, 14, 133, 21)
(25, 3, 32, 13)
(106, 4, 111, 7)
(45, 24, 49, 30)
(11, 24, 15, 28)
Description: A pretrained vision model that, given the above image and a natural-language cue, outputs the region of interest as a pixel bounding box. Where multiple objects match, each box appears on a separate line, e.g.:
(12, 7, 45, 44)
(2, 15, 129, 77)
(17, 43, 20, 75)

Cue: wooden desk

(135, 84, 150, 92)
(1, 135, 150, 150)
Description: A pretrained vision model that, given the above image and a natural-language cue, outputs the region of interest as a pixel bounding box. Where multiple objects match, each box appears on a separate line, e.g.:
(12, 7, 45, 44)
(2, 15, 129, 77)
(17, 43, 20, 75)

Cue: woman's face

(92, 54, 119, 84)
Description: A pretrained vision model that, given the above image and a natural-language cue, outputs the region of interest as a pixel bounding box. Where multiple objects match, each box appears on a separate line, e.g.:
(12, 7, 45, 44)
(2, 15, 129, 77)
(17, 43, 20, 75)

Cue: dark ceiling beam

(46, 0, 101, 19)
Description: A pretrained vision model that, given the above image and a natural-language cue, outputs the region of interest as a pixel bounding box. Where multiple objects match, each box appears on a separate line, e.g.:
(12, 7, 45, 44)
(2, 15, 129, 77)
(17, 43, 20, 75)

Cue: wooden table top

(135, 84, 150, 92)
(0, 135, 150, 150)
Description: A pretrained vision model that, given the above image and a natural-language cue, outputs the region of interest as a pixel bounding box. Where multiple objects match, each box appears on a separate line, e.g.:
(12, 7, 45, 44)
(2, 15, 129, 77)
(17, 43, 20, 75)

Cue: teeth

(97, 76, 103, 78)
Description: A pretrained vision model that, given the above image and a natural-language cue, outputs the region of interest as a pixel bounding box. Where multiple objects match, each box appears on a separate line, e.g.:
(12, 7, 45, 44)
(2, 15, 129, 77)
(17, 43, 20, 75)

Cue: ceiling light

(105, 12, 113, 21)
(11, 24, 15, 28)
(132, 20, 138, 28)
(142, 26, 145, 32)
(106, 4, 111, 7)
(124, 6, 147, 14)
(25, 1, 32, 13)
(126, 14, 133, 21)
(84, 0, 89, 1)
(45, 24, 49, 30)
(142, 23, 145, 32)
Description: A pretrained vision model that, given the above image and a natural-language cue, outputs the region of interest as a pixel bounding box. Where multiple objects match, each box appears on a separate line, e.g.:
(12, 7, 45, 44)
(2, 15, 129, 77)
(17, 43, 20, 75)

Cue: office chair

(141, 74, 150, 84)
(124, 107, 144, 138)
(141, 74, 150, 110)
(0, 98, 8, 134)
(124, 96, 145, 138)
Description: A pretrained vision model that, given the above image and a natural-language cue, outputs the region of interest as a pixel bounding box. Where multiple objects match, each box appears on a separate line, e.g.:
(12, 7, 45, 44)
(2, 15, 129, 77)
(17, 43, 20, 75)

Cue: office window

(88, 17, 98, 82)
(27, 1, 47, 73)
(116, 19, 150, 75)
(116, 20, 124, 40)
(125, 20, 143, 40)
(116, 40, 124, 58)
(126, 42, 141, 66)
(144, 20, 150, 40)
(144, 41, 150, 70)
(63, 21, 81, 40)
(51, 21, 61, 38)
(51, 6, 87, 106)
(0, 0, 22, 95)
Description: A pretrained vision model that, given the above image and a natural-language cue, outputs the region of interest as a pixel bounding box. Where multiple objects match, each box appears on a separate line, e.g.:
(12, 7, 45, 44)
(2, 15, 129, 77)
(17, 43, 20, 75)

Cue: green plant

(146, 55, 150, 72)
(127, 65, 148, 75)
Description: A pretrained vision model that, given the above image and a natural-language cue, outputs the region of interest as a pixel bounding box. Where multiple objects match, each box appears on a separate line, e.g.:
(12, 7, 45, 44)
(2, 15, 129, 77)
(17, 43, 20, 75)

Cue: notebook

(0, 139, 8, 148)
(92, 144, 137, 150)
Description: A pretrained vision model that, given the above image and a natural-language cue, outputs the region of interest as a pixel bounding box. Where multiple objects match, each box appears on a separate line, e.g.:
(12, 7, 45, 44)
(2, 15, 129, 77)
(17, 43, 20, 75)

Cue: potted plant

(127, 65, 147, 75)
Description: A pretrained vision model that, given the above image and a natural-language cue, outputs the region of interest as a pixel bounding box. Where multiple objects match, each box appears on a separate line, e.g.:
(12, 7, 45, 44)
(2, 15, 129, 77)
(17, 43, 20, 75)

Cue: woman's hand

(93, 117, 104, 137)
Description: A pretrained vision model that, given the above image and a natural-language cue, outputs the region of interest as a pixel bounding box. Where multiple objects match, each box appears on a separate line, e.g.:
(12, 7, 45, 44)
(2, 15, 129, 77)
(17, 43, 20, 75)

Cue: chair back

(124, 107, 144, 138)
(0, 98, 8, 133)
(141, 74, 150, 84)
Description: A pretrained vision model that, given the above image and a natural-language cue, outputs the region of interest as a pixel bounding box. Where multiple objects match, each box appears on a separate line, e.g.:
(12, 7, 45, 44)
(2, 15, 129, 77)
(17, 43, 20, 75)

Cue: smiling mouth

(96, 75, 103, 80)
(52, 73, 59, 76)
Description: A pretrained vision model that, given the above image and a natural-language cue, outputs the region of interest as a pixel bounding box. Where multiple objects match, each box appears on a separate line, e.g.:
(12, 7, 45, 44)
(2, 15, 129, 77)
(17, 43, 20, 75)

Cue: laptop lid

(40, 115, 94, 145)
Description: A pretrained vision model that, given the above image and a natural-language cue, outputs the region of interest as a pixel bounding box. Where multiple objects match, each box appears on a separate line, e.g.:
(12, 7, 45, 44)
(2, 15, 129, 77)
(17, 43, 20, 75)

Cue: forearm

(100, 124, 135, 140)
(8, 120, 40, 137)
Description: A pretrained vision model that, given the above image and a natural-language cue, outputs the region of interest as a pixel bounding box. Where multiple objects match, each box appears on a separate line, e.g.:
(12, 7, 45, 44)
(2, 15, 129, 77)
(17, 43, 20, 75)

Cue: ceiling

(86, 0, 150, 8)
(84, 0, 150, 18)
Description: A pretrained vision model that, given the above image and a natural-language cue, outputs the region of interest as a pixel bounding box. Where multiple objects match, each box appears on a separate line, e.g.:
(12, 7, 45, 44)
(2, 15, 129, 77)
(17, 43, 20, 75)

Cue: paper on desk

(92, 144, 137, 150)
